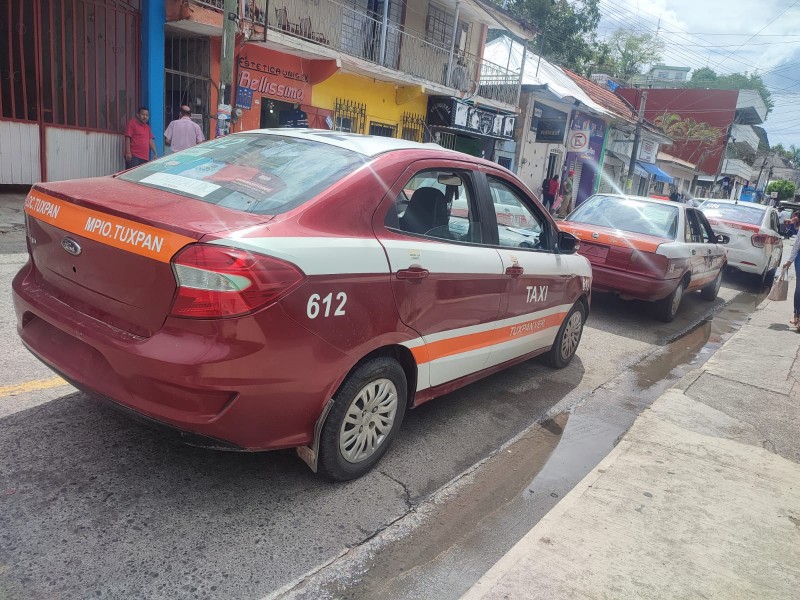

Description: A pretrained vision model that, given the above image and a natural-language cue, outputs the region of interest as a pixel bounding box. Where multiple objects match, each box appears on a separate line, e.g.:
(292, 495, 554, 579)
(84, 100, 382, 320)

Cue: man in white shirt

(164, 105, 205, 153)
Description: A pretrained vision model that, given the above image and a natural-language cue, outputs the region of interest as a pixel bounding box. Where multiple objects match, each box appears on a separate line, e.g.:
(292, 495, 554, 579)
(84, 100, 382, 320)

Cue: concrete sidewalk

(0, 187, 30, 254)
(463, 273, 800, 599)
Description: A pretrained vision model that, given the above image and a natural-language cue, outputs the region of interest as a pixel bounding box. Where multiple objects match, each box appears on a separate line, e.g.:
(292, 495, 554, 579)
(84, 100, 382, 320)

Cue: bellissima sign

(236, 52, 311, 102)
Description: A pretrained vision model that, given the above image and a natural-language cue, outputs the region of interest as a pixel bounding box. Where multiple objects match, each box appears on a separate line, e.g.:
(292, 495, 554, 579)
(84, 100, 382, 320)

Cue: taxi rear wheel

(545, 303, 585, 369)
(655, 280, 684, 322)
(318, 357, 407, 482)
(700, 270, 722, 301)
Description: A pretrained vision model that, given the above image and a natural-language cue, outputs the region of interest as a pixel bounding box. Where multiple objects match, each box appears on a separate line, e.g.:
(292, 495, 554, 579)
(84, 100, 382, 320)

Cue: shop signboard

(427, 96, 515, 140)
(563, 111, 608, 206)
(638, 139, 657, 163)
(530, 102, 567, 143)
(236, 51, 312, 103)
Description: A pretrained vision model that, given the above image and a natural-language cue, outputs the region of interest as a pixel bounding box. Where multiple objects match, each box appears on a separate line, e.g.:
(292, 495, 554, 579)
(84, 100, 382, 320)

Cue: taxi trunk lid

(559, 223, 667, 271)
(705, 218, 758, 250)
(24, 178, 270, 337)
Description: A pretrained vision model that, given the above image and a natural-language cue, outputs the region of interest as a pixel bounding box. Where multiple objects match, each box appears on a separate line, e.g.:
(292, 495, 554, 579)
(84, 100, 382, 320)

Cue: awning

(636, 161, 673, 183)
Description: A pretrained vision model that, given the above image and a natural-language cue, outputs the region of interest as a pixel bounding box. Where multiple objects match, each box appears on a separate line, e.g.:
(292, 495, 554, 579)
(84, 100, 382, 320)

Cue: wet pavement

(275, 284, 766, 600)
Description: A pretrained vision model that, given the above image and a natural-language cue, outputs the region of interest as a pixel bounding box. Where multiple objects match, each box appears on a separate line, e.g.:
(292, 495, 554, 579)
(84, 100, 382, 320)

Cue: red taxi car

(560, 194, 727, 322)
(13, 130, 590, 480)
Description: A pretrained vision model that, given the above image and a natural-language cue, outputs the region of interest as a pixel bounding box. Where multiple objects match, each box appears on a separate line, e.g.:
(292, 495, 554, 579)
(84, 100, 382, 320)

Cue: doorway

(260, 99, 308, 128)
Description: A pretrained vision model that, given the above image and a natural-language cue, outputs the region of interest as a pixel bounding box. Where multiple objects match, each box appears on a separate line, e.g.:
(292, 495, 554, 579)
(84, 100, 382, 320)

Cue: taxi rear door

(374, 161, 505, 390)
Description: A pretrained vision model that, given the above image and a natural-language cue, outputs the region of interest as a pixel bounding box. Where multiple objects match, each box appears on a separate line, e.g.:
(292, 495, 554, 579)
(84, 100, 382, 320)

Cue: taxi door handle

(692, 250, 697, 255)
(506, 265, 524, 278)
(396, 267, 429, 281)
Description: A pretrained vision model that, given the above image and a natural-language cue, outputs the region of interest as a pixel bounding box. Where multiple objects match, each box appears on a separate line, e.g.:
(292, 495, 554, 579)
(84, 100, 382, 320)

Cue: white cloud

(596, 0, 800, 145)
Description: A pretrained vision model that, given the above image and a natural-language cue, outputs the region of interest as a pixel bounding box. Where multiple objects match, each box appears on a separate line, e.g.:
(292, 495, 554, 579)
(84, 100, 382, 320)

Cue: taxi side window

(385, 170, 482, 244)
(486, 176, 548, 251)
(696, 211, 716, 243)
(685, 210, 705, 243)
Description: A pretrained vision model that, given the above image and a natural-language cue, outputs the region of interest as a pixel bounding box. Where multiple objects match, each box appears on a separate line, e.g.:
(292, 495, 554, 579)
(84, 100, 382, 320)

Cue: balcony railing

(266, 0, 520, 106)
(192, 0, 267, 25)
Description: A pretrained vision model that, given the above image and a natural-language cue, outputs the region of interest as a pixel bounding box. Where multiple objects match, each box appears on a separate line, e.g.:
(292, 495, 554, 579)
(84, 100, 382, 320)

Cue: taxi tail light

(751, 234, 767, 248)
(170, 244, 305, 318)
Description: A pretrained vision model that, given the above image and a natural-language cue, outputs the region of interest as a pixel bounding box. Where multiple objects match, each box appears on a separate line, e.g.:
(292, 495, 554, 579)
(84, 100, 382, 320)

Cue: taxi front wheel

(545, 303, 586, 369)
(318, 357, 408, 482)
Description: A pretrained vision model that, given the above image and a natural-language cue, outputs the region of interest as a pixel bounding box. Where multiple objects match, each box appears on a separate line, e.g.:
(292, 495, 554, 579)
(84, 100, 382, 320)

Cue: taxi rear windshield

(119, 134, 365, 215)
(569, 195, 679, 239)
(700, 202, 763, 225)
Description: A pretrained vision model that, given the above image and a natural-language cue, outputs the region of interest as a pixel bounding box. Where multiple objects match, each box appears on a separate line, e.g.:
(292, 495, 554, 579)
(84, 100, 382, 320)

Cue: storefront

(562, 111, 609, 207)
(425, 96, 516, 160)
(208, 42, 339, 138)
(515, 93, 572, 193)
(311, 72, 428, 141)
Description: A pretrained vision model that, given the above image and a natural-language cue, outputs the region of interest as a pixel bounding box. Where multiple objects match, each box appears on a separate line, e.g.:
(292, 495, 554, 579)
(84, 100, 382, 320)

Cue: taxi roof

(592, 193, 685, 209)
(697, 198, 769, 211)
(240, 128, 454, 157)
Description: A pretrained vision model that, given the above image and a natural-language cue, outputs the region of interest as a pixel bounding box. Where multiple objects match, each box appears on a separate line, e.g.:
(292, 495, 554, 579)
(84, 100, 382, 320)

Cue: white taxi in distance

(698, 199, 783, 286)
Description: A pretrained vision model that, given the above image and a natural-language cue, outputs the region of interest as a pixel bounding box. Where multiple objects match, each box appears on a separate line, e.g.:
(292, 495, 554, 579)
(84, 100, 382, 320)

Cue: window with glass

(685, 210, 706, 243)
(385, 170, 481, 243)
(119, 134, 366, 215)
(700, 202, 765, 226)
(569, 195, 679, 239)
(487, 177, 548, 250)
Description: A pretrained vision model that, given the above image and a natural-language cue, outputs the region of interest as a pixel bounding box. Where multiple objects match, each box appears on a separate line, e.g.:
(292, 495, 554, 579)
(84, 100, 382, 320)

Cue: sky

(596, 0, 800, 148)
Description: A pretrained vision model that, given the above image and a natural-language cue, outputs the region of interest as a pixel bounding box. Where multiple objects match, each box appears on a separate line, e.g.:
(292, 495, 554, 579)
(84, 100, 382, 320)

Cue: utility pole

(217, 0, 238, 137)
(712, 124, 733, 199)
(626, 89, 648, 193)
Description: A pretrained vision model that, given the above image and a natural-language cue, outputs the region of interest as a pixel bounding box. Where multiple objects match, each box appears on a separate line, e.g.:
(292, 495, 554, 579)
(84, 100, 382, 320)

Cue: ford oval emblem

(591, 232, 600, 239)
(61, 237, 82, 256)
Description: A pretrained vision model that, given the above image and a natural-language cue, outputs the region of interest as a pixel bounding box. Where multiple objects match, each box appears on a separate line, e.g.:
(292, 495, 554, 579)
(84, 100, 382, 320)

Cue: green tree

(766, 179, 797, 201)
(687, 68, 774, 116)
(500, 0, 605, 73)
(606, 30, 664, 80)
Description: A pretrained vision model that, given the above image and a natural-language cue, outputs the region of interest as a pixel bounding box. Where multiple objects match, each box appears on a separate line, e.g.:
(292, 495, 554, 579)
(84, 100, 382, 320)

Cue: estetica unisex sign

(236, 51, 311, 102)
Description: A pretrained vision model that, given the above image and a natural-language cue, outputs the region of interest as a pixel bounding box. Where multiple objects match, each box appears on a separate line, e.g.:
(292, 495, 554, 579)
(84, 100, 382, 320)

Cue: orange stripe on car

(706, 218, 759, 233)
(24, 190, 195, 263)
(411, 312, 568, 365)
(559, 223, 663, 252)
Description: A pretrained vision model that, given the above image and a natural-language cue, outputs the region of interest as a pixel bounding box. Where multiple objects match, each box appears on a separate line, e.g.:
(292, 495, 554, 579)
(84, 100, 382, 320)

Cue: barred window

(333, 98, 366, 134)
(369, 121, 397, 138)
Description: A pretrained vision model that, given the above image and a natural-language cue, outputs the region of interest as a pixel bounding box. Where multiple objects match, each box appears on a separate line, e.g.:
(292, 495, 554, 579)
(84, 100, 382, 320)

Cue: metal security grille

(333, 98, 366, 134)
(165, 33, 211, 138)
(369, 121, 397, 137)
(425, 3, 470, 52)
(436, 131, 457, 150)
(401, 112, 424, 142)
(0, 0, 140, 130)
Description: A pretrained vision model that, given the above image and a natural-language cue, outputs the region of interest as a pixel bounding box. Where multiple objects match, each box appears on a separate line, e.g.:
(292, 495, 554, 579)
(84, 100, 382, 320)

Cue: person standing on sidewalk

(164, 105, 205, 153)
(784, 233, 800, 330)
(558, 170, 574, 217)
(547, 175, 560, 214)
(124, 107, 157, 169)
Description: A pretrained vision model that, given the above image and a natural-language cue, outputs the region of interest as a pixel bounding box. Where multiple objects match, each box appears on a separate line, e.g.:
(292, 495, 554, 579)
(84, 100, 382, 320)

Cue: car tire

(545, 302, 586, 369)
(655, 280, 684, 322)
(700, 270, 722, 301)
(317, 357, 407, 482)
(759, 265, 777, 289)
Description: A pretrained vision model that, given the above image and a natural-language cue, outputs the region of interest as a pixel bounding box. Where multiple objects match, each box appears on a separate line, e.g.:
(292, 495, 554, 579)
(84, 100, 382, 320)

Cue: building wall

(312, 72, 428, 134)
(514, 91, 570, 196)
(617, 88, 737, 177)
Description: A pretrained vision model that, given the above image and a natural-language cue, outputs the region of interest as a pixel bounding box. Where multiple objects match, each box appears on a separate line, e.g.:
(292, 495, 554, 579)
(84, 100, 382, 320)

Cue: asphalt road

(0, 246, 765, 600)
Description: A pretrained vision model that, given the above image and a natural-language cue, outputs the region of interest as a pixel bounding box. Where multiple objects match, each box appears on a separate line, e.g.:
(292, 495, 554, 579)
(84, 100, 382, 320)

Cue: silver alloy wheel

(560, 310, 583, 360)
(671, 283, 684, 316)
(339, 378, 398, 464)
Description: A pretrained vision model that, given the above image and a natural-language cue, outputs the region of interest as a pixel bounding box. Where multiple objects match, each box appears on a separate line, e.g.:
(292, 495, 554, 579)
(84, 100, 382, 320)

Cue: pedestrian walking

(784, 233, 800, 331)
(124, 106, 157, 169)
(558, 170, 574, 217)
(540, 175, 552, 210)
(164, 105, 205, 153)
(547, 175, 560, 213)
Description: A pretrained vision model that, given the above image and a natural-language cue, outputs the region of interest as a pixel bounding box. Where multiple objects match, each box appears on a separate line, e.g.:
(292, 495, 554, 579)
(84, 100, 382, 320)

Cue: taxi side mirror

(716, 233, 730, 244)
(557, 231, 579, 254)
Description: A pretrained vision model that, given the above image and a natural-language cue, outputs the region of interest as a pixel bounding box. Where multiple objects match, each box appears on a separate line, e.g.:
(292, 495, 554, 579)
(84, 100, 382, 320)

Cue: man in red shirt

(124, 106, 158, 169)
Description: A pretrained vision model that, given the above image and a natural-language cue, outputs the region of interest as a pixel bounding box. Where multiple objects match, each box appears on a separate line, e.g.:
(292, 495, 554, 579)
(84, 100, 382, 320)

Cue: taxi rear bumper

(590, 264, 681, 301)
(12, 261, 347, 451)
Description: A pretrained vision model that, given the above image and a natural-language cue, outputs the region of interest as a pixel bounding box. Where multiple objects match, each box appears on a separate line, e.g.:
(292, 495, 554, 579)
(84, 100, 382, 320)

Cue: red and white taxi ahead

(13, 130, 590, 480)
(698, 199, 783, 285)
(560, 194, 727, 322)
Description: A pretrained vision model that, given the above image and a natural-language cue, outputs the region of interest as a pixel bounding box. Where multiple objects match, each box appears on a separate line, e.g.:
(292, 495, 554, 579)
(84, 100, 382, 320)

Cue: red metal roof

(562, 69, 638, 122)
